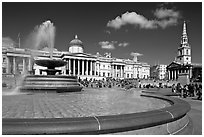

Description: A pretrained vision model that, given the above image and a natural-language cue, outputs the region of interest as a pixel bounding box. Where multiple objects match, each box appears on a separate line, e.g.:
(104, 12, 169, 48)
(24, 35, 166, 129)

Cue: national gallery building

(2, 35, 150, 80)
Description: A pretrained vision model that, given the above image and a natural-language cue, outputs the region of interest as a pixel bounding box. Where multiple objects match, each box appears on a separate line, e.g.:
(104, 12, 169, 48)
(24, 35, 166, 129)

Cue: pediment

(167, 61, 182, 69)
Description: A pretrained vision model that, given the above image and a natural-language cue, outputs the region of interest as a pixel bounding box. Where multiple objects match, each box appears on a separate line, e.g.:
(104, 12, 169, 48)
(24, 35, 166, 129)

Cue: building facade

(150, 64, 167, 80)
(2, 35, 150, 80)
(167, 21, 202, 82)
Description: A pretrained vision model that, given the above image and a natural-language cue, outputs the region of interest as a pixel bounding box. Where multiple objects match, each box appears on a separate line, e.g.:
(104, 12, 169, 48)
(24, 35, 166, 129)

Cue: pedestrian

(172, 84, 176, 93)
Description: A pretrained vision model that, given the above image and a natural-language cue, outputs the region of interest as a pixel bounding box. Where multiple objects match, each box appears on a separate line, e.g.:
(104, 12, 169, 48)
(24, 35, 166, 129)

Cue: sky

(2, 2, 202, 65)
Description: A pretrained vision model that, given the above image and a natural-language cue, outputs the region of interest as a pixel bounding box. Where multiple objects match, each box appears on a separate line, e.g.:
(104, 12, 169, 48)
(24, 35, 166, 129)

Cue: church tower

(176, 21, 191, 64)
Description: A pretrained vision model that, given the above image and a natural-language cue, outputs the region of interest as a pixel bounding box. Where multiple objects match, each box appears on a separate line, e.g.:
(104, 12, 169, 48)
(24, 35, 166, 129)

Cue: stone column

(6, 56, 10, 73)
(78, 59, 80, 75)
(174, 70, 177, 80)
(82, 60, 84, 75)
(115, 65, 117, 78)
(94, 62, 96, 76)
(97, 63, 100, 76)
(13, 57, 16, 74)
(86, 60, 88, 75)
(66, 60, 68, 74)
(120, 66, 122, 78)
(73, 59, 75, 75)
(28, 58, 31, 72)
(90, 61, 92, 76)
(68, 59, 71, 75)
(171, 70, 173, 80)
(189, 67, 192, 79)
(23, 58, 26, 73)
(168, 70, 170, 80)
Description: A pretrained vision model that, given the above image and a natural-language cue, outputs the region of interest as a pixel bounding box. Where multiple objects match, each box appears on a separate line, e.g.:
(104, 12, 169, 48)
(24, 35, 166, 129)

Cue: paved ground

(181, 97, 202, 135)
(144, 88, 202, 135)
(2, 87, 170, 119)
(2, 87, 201, 135)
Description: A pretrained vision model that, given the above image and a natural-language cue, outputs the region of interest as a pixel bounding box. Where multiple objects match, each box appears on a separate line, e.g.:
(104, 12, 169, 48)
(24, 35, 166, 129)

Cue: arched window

(186, 49, 188, 55)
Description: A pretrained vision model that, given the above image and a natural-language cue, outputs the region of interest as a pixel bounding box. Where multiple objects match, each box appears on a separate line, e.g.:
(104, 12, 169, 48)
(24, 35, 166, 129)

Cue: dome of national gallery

(69, 35, 84, 48)
(69, 35, 84, 53)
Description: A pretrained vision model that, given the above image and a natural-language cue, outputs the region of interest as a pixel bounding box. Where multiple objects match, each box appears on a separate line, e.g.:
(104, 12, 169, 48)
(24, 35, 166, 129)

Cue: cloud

(107, 11, 157, 29)
(118, 42, 129, 47)
(2, 37, 17, 48)
(99, 41, 116, 50)
(107, 7, 181, 30)
(130, 52, 143, 56)
(154, 8, 180, 19)
(153, 8, 181, 28)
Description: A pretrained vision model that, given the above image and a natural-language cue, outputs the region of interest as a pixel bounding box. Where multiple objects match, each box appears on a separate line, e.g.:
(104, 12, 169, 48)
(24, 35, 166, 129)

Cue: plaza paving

(144, 88, 202, 135)
(2, 87, 170, 119)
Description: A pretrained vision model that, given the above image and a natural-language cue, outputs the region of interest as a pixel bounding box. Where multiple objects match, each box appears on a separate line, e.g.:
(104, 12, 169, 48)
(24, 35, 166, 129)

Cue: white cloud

(99, 41, 115, 50)
(107, 8, 181, 30)
(130, 52, 143, 56)
(2, 37, 17, 48)
(107, 12, 157, 29)
(118, 42, 129, 47)
(153, 8, 180, 29)
(154, 8, 180, 19)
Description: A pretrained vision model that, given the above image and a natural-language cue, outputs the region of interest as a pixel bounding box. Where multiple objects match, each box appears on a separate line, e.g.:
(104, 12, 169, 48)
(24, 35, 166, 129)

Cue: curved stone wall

(2, 93, 191, 135)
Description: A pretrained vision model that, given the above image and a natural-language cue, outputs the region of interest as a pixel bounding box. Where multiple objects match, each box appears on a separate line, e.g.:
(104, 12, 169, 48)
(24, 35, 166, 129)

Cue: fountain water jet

(20, 20, 83, 93)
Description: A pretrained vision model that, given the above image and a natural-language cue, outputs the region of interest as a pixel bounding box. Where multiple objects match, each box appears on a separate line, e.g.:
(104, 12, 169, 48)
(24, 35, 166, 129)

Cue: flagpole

(18, 33, 20, 48)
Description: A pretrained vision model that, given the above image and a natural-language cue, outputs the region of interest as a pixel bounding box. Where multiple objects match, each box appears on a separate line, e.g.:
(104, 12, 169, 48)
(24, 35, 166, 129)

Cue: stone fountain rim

(2, 93, 191, 135)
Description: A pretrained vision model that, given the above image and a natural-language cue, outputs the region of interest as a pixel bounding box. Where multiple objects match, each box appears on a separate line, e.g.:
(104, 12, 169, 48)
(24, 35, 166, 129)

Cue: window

(186, 57, 188, 60)
(3, 58, 6, 63)
(186, 50, 188, 55)
(103, 72, 105, 77)
(3, 68, 6, 73)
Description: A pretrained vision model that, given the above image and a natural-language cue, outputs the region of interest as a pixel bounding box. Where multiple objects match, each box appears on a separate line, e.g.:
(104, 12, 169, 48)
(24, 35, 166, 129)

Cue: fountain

(20, 20, 83, 93)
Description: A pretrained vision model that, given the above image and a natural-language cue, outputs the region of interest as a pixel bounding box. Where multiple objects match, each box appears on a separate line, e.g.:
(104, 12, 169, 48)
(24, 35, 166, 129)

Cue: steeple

(177, 21, 191, 64)
(181, 21, 189, 46)
(183, 21, 187, 35)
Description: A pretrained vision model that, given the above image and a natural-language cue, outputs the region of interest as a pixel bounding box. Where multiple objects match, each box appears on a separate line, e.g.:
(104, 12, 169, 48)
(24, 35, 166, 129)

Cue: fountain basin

(20, 75, 83, 93)
(35, 59, 67, 69)
(2, 91, 192, 135)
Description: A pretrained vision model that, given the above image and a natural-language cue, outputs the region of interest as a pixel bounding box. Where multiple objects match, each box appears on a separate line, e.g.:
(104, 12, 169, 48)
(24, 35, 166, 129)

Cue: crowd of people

(78, 77, 202, 100)
(172, 83, 202, 100)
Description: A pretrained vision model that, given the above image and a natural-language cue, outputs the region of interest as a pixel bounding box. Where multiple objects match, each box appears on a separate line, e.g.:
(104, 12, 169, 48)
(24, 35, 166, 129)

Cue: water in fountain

(19, 20, 82, 93)
(34, 20, 56, 58)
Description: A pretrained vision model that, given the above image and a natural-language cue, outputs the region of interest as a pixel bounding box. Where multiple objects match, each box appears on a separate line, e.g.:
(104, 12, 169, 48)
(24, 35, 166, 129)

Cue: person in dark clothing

(197, 84, 202, 100)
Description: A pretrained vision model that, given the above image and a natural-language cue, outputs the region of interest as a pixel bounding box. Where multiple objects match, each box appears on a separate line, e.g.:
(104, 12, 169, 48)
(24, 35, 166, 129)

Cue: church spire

(177, 21, 191, 64)
(183, 21, 187, 36)
(181, 21, 188, 45)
